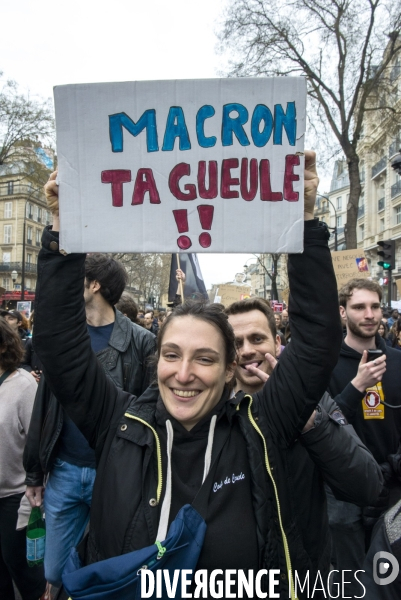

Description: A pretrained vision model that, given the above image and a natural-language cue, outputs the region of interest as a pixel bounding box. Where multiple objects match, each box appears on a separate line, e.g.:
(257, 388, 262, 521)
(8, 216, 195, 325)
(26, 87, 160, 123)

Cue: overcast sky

(1, 0, 330, 289)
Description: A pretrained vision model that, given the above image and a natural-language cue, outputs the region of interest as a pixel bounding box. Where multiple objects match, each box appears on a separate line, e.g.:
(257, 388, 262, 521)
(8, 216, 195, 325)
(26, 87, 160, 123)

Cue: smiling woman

(157, 303, 236, 429)
(32, 151, 383, 599)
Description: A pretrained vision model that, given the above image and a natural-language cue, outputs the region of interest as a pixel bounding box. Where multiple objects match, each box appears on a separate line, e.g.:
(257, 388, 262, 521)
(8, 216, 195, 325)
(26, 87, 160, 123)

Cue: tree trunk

(344, 150, 362, 250)
(269, 254, 280, 300)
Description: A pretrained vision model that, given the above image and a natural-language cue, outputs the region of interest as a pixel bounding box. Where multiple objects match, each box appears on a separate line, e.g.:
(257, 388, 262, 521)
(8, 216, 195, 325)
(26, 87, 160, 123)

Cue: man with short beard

(327, 278, 401, 594)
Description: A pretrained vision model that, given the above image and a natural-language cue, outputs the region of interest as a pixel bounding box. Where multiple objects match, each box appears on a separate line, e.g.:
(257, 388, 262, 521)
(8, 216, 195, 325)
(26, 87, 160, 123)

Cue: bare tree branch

(219, 0, 401, 248)
(0, 75, 54, 168)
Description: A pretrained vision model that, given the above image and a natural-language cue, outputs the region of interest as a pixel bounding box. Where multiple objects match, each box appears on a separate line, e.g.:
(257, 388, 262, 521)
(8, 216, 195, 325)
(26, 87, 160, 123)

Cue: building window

(26, 203, 33, 219)
(380, 218, 385, 232)
(45, 211, 51, 226)
(38, 208, 42, 223)
(4, 225, 12, 244)
(4, 202, 12, 219)
(33, 205, 38, 222)
(27, 226, 33, 244)
(336, 215, 342, 228)
(2, 278, 10, 291)
(358, 224, 364, 241)
(27, 253, 32, 265)
(36, 229, 41, 245)
(337, 197, 342, 210)
(2, 252, 11, 263)
(396, 205, 401, 225)
(7, 181, 14, 195)
(25, 278, 31, 290)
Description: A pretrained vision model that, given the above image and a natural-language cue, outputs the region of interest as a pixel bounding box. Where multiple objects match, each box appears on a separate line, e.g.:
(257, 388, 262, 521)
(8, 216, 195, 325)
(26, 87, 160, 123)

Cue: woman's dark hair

(0, 318, 25, 371)
(390, 319, 401, 348)
(378, 320, 389, 339)
(157, 300, 236, 366)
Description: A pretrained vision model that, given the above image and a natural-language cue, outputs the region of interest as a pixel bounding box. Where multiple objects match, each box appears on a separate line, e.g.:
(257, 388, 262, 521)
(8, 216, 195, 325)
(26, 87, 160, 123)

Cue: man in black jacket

(24, 253, 157, 588)
(327, 277, 401, 595)
(226, 295, 384, 597)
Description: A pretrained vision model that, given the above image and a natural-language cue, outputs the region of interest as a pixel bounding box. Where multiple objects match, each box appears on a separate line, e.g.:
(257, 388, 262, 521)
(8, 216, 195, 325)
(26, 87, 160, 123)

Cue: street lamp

(244, 256, 269, 299)
(11, 270, 18, 290)
(319, 194, 338, 251)
(243, 258, 256, 289)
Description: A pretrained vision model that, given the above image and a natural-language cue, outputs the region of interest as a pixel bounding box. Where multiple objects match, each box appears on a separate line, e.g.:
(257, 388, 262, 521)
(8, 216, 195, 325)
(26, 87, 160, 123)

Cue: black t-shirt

(57, 322, 114, 467)
(155, 397, 259, 574)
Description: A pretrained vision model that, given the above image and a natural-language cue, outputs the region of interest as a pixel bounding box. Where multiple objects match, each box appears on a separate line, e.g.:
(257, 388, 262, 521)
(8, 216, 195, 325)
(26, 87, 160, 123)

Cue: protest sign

(54, 78, 306, 254)
(331, 249, 370, 289)
(214, 285, 251, 307)
(17, 301, 32, 319)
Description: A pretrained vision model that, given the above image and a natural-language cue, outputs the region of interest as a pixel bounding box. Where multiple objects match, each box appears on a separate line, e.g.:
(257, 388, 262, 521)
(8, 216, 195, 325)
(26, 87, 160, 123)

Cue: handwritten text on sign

(331, 249, 370, 289)
(54, 78, 306, 253)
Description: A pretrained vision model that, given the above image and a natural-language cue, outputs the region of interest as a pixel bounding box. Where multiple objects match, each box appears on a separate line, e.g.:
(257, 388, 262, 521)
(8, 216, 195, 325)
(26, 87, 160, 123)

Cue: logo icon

(373, 551, 399, 585)
(365, 392, 380, 408)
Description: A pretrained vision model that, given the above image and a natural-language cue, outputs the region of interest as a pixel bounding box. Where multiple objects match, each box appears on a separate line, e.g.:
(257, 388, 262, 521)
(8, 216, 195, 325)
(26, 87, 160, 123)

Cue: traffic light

(377, 239, 396, 270)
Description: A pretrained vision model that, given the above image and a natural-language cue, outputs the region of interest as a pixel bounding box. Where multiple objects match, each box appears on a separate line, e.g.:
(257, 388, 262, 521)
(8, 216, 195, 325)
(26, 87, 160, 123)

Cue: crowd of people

(0, 150, 400, 600)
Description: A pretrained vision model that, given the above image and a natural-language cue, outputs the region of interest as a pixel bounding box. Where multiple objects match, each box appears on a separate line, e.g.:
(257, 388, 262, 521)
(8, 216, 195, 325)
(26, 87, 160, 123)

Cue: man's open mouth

(240, 361, 262, 371)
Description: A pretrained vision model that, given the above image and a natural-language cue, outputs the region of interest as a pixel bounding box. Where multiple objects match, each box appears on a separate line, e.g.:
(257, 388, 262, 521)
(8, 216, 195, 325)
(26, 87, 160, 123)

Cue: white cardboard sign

(54, 78, 306, 254)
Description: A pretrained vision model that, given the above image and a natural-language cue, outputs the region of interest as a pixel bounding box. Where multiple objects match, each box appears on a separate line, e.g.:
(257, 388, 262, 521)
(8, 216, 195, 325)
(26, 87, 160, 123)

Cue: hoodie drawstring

(156, 415, 217, 542)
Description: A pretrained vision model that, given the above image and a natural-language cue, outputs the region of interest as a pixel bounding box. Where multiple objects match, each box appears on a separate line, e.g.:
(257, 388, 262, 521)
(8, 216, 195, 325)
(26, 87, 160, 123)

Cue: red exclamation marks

(173, 205, 214, 250)
(197, 205, 214, 248)
(173, 209, 192, 250)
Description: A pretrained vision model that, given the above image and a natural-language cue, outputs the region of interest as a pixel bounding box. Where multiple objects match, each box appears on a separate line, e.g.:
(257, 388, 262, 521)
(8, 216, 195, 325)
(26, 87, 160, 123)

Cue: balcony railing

(389, 140, 401, 158)
(371, 156, 387, 178)
(358, 206, 365, 218)
(378, 197, 385, 211)
(391, 180, 401, 199)
(0, 262, 37, 274)
(314, 206, 329, 216)
(0, 183, 44, 202)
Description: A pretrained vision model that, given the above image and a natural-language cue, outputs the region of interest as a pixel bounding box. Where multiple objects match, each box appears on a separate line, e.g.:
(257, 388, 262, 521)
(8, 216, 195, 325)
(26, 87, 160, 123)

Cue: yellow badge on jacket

(362, 382, 384, 419)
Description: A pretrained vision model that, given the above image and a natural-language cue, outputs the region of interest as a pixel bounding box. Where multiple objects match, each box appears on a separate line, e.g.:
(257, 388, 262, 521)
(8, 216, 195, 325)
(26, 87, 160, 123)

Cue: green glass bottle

(26, 506, 46, 567)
